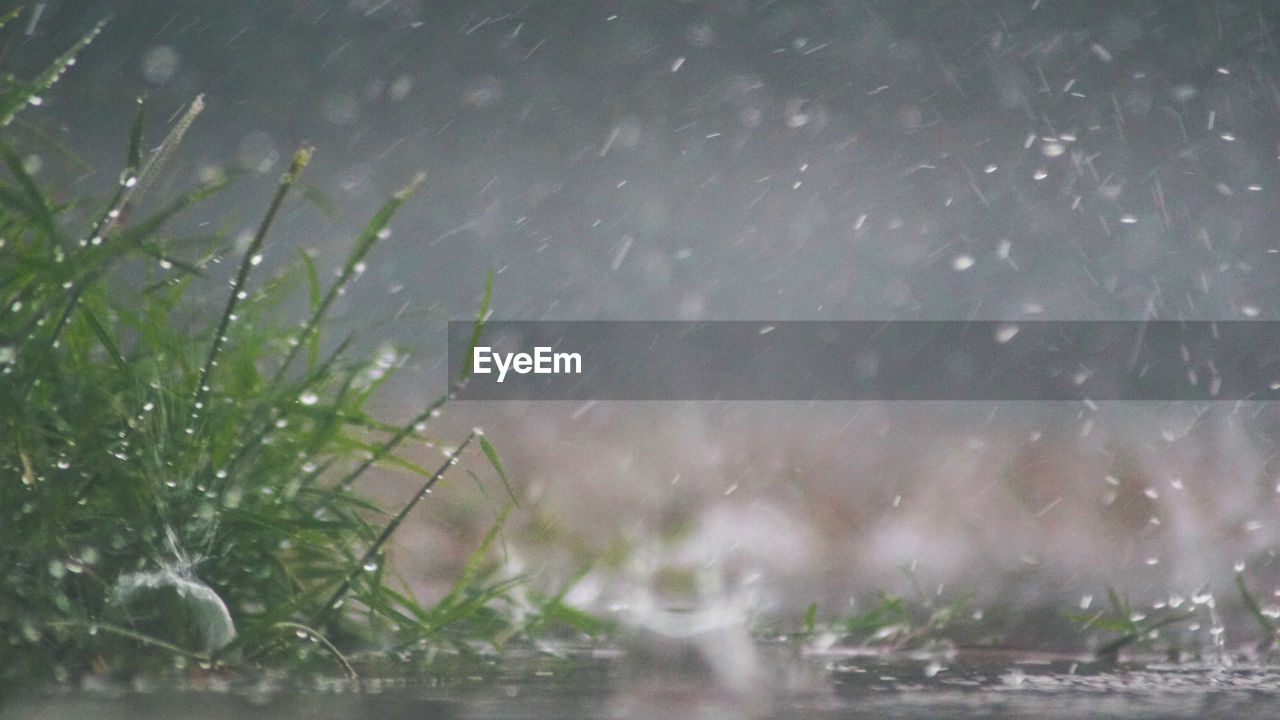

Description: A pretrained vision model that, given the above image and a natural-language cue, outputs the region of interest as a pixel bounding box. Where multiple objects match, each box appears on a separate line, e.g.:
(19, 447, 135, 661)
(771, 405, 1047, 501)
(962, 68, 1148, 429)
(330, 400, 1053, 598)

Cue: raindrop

(299, 391, 319, 406)
(389, 73, 413, 102)
(952, 254, 975, 271)
(238, 130, 279, 173)
(141, 46, 180, 84)
(363, 560, 379, 572)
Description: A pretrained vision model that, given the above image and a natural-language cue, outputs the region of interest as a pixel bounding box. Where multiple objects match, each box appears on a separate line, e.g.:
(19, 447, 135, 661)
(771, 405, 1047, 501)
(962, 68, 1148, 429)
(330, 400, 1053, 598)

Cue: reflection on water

(9, 651, 1280, 720)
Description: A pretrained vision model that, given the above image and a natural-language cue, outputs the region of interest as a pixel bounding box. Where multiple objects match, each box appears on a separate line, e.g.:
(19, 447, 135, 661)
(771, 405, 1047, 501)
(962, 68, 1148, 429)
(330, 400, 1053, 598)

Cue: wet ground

(8, 649, 1280, 720)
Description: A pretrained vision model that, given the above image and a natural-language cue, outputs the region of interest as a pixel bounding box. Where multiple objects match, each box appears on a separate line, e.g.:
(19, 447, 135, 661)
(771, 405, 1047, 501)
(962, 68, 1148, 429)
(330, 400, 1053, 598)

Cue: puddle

(8, 649, 1280, 720)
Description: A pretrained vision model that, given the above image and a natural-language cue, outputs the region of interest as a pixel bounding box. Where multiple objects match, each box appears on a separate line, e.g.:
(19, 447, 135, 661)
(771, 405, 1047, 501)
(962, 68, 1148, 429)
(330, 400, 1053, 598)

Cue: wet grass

(0, 13, 577, 685)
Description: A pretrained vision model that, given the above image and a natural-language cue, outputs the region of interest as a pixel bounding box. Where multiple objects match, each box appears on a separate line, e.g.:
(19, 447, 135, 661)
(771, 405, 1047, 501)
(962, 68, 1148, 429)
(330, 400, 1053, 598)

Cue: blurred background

(7, 0, 1280, 642)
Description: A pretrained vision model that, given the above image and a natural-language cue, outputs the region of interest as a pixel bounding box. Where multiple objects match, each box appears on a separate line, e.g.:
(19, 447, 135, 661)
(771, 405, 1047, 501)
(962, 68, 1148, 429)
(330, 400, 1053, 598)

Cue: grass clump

(0, 14, 523, 685)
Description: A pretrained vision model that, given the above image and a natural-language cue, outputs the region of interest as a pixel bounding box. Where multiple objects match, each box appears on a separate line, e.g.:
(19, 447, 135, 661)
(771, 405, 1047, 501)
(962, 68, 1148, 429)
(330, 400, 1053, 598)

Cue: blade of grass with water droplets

(478, 435, 517, 507)
(116, 94, 204, 224)
(192, 144, 311, 415)
(269, 171, 425, 388)
(308, 431, 476, 629)
(0, 17, 106, 126)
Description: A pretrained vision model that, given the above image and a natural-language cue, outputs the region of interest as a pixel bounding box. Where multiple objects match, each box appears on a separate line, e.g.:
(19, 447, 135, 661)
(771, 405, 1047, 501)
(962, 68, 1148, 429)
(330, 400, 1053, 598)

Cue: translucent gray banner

(446, 321, 1280, 401)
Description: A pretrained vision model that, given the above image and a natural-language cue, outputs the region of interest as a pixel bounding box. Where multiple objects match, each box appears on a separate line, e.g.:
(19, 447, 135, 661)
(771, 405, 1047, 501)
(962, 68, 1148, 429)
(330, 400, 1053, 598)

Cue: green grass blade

(126, 95, 146, 172)
(192, 144, 311, 413)
(459, 269, 493, 383)
(120, 94, 204, 218)
(310, 431, 477, 628)
(0, 139, 59, 239)
(270, 171, 424, 388)
(300, 249, 321, 374)
(0, 8, 22, 30)
(1236, 573, 1278, 650)
(77, 306, 129, 375)
(478, 435, 517, 507)
(0, 17, 106, 127)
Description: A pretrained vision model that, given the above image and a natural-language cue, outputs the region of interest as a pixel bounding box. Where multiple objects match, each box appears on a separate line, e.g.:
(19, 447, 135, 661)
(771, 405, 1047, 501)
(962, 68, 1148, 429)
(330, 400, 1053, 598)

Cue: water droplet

(364, 561, 379, 572)
(994, 324, 1019, 343)
(250, 254, 263, 266)
(299, 391, 318, 406)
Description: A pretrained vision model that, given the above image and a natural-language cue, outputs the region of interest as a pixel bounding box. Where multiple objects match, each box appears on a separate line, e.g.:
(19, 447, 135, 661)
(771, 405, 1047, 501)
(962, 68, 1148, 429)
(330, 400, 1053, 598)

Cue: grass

(0, 12, 574, 685)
